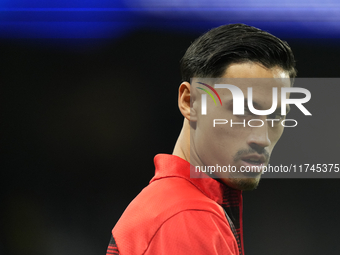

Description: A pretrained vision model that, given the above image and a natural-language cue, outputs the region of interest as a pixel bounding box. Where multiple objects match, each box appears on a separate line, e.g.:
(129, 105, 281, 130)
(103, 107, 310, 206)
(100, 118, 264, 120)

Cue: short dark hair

(180, 23, 296, 81)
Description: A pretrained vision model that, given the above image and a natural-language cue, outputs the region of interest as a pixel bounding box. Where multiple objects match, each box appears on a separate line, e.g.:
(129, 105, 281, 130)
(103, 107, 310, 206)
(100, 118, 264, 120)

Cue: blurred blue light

(0, 0, 339, 39)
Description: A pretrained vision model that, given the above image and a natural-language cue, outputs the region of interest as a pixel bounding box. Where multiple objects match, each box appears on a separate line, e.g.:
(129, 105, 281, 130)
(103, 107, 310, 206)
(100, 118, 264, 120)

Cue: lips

(239, 154, 266, 174)
(241, 154, 266, 165)
(242, 158, 263, 165)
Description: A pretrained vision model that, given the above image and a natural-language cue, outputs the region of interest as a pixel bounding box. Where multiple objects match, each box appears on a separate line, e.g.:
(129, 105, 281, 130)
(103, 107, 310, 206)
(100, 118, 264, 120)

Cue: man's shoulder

(125, 175, 224, 219)
(112, 176, 227, 254)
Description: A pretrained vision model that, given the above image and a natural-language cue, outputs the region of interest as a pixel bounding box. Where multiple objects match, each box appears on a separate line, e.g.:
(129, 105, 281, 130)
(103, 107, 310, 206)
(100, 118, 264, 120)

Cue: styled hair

(180, 23, 296, 81)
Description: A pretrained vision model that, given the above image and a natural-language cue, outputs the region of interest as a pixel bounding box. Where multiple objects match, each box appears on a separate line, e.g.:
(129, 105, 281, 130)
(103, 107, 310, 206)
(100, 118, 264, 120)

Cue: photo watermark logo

(196, 82, 312, 127)
(190, 78, 340, 179)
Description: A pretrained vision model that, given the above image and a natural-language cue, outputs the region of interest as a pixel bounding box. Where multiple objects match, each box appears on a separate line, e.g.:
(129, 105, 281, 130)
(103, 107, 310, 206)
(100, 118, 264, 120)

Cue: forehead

(218, 62, 291, 94)
(192, 62, 291, 108)
(223, 62, 290, 80)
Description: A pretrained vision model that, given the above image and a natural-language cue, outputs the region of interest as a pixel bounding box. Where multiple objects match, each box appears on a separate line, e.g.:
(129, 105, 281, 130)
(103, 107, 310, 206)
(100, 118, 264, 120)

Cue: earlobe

(178, 82, 197, 122)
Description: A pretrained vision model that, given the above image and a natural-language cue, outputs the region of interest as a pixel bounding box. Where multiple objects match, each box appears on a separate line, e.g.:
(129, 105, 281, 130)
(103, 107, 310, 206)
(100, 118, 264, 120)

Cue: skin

(173, 62, 291, 191)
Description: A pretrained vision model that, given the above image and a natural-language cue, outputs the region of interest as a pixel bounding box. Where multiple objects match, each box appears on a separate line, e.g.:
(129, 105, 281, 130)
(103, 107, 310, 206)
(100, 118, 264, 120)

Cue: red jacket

(107, 154, 244, 255)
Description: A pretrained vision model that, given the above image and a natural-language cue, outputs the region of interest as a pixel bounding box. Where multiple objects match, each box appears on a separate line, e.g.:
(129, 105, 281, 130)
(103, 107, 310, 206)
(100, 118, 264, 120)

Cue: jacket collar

(151, 153, 244, 255)
(150, 154, 242, 206)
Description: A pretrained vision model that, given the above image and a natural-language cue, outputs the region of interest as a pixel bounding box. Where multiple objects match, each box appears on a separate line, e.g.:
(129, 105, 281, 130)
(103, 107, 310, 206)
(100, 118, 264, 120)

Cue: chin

(223, 176, 261, 191)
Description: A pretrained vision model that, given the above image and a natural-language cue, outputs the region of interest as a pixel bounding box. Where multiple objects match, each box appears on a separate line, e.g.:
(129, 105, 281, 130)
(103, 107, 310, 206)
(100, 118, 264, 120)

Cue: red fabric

(112, 154, 244, 255)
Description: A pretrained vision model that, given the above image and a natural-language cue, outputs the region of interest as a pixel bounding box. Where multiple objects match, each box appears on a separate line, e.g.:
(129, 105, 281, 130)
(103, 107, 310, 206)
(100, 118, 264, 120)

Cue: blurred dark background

(1, 1, 340, 255)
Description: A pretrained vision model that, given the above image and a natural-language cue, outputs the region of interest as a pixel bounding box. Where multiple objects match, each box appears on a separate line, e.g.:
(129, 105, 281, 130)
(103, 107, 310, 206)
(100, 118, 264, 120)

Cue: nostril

(249, 143, 267, 154)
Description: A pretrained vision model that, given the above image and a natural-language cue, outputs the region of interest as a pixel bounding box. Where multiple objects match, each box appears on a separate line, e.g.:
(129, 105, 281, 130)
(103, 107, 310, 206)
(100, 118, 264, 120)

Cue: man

(106, 23, 296, 255)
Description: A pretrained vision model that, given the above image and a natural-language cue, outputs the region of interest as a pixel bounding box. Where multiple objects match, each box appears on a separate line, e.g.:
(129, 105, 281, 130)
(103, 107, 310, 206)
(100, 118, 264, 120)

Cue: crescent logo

(196, 82, 222, 106)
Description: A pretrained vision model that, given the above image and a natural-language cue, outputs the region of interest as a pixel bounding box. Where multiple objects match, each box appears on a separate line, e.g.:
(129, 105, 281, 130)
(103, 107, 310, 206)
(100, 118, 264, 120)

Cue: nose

(246, 122, 271, 150)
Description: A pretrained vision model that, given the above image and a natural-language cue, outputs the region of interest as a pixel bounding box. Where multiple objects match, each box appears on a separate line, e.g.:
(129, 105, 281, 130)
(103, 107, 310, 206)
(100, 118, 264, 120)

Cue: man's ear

(178, 82, 197, 122)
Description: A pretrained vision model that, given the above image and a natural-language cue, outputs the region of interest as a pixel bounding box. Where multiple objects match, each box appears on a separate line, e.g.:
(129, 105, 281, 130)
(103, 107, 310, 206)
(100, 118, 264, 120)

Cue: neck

(172, 119, 190, 162)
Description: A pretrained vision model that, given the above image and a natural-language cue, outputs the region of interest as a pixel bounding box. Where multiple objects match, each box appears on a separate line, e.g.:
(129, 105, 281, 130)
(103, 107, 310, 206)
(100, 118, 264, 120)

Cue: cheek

(196, 126, 234, 160)
(269, 126, 285, 147)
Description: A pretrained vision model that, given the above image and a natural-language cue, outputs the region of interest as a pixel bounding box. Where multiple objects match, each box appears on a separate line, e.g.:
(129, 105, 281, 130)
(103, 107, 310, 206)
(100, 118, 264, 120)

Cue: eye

(243, 106, 255, 116)
(268, 113, 285, 120)
(244, 108, 251, 114)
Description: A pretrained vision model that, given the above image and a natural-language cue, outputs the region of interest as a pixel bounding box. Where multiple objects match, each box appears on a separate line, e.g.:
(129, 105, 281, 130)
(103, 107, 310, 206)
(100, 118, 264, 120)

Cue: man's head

(180, 23, 296, 81)
(176, 24, 296, 191)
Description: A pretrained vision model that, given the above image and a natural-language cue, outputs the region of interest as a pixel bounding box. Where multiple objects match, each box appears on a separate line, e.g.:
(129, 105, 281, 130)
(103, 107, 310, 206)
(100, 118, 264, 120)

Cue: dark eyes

(243, 108, 285, 120)
(268, 113, 285, 120)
